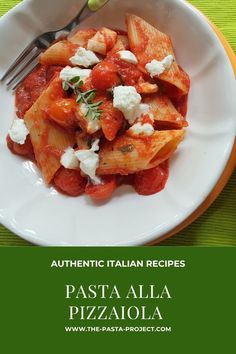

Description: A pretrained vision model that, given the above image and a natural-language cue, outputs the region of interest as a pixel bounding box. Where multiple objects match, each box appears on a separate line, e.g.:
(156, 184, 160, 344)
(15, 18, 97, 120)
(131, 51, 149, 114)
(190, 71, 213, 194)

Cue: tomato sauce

(15, 65, 62, 118)
(103, 31, 115, 52)
(112, 29, 128, 36)
(41, 145, 63, 159)
(172, 94, 188, 118)
(161, 81, 189, 118)
(132, 20, 149, 53)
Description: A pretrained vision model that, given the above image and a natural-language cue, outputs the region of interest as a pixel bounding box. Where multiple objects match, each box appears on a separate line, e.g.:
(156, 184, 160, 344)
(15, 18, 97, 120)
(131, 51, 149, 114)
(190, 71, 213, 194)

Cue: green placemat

(0, 0, 235, 246)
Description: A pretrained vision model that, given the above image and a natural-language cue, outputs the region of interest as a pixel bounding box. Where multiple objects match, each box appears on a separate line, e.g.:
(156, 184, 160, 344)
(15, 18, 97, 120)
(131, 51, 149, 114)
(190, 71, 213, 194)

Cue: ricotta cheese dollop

(113, 87, 153, 125)
(113, 86, 142, 125)
(118, 50, 138, 64)
(145, 54, 174, 78)
(162, 54, 174, 70)
(75, 139, 101, 185)
(129, 122, 154, 136)
(8, 118, 29, 145)
(60, 147, 79, 170)
(60, 66, 91, 82)
(70, 47, 100, 68)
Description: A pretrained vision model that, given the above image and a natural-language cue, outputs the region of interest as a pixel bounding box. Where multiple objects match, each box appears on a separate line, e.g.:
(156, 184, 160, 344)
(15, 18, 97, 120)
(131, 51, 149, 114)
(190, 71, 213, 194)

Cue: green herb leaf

(69, 76, 81, 84)
(85, 91, 96, 102)
(62, 76, 103, 121)
(76, 94, 82, 103)
(62, 81, 69, 91)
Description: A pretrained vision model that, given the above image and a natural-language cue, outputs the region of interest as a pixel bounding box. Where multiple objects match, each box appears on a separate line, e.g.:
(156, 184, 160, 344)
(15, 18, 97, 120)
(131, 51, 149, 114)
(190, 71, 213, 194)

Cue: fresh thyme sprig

(76, 89, 103, 120)
(62, 76, 103, 120)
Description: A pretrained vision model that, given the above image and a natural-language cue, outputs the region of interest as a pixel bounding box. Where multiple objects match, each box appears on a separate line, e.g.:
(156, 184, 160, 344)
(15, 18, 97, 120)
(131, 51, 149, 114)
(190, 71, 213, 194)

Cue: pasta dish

(7, 14, 190, 200)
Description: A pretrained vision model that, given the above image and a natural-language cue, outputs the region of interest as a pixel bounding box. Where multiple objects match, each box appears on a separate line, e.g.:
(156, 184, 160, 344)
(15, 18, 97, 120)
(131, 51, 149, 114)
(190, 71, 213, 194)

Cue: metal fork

(0, 0, 110, 90)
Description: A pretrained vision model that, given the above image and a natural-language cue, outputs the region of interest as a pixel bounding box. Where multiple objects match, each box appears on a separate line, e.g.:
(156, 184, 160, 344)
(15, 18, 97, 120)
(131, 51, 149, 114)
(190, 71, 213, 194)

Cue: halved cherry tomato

(46, 98, 78, 130)
(53, 167, 87, 196)
(92, 61, 120, 91)
(6, 134, 34, 158)
(133, 161, 169, 195)
(85, 175, 117, 200)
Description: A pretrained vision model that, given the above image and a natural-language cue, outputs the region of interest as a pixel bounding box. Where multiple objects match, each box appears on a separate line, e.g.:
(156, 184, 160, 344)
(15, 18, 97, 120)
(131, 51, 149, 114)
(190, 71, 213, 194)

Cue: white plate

(0, 0, 235, 246)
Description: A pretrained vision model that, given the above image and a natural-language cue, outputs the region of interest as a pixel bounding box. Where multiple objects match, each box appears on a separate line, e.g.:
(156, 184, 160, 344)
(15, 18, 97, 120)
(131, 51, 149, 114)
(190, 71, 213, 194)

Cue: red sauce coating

(172, 94, 188, 118)
(112, 29, 128, 36)
(15, 65, 62, 118)
(102, 30, 116, 52)
(41, 145, 63, 159)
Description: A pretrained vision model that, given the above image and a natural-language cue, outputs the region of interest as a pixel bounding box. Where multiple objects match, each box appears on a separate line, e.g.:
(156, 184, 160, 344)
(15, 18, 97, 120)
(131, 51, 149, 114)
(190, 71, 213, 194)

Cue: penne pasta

(40, 40, 78, 66)
(87, 27, 117, 55)
(143, 94, 187, 129)
(68, 28, 97, 47)
(110, 35, 129, 53)
(24, 75, 76, 183)
(97, 130, 184, 175)
(10, 13, 190, 199)
(100, 100, 124, 141)
(126, 14, 190, 95)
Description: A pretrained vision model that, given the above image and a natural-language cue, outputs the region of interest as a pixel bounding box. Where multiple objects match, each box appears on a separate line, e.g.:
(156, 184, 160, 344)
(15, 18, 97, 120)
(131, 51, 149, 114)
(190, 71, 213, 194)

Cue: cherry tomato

(133, 162, 169, 195)
(6, 134, 34, 158)
(108, 54, 143, 86)
(46, 98, 78, 130)
(92, 61, 120, 91)
(85, 175, 117, 200)
(53, 167, 87, 196)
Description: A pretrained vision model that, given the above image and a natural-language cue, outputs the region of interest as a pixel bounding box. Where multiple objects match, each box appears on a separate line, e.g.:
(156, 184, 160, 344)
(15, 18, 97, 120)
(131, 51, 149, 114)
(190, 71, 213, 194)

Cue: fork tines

(1, 43, 43, 90)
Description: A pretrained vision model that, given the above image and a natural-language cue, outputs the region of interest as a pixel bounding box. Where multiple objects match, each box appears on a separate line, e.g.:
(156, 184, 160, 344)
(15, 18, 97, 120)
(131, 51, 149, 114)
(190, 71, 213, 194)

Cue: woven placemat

(0, 0, 235, 246)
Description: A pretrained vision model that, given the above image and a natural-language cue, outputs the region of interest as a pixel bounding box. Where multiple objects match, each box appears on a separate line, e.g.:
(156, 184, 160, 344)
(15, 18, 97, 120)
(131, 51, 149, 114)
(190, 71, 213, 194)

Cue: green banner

(0, 247, 235, 352)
